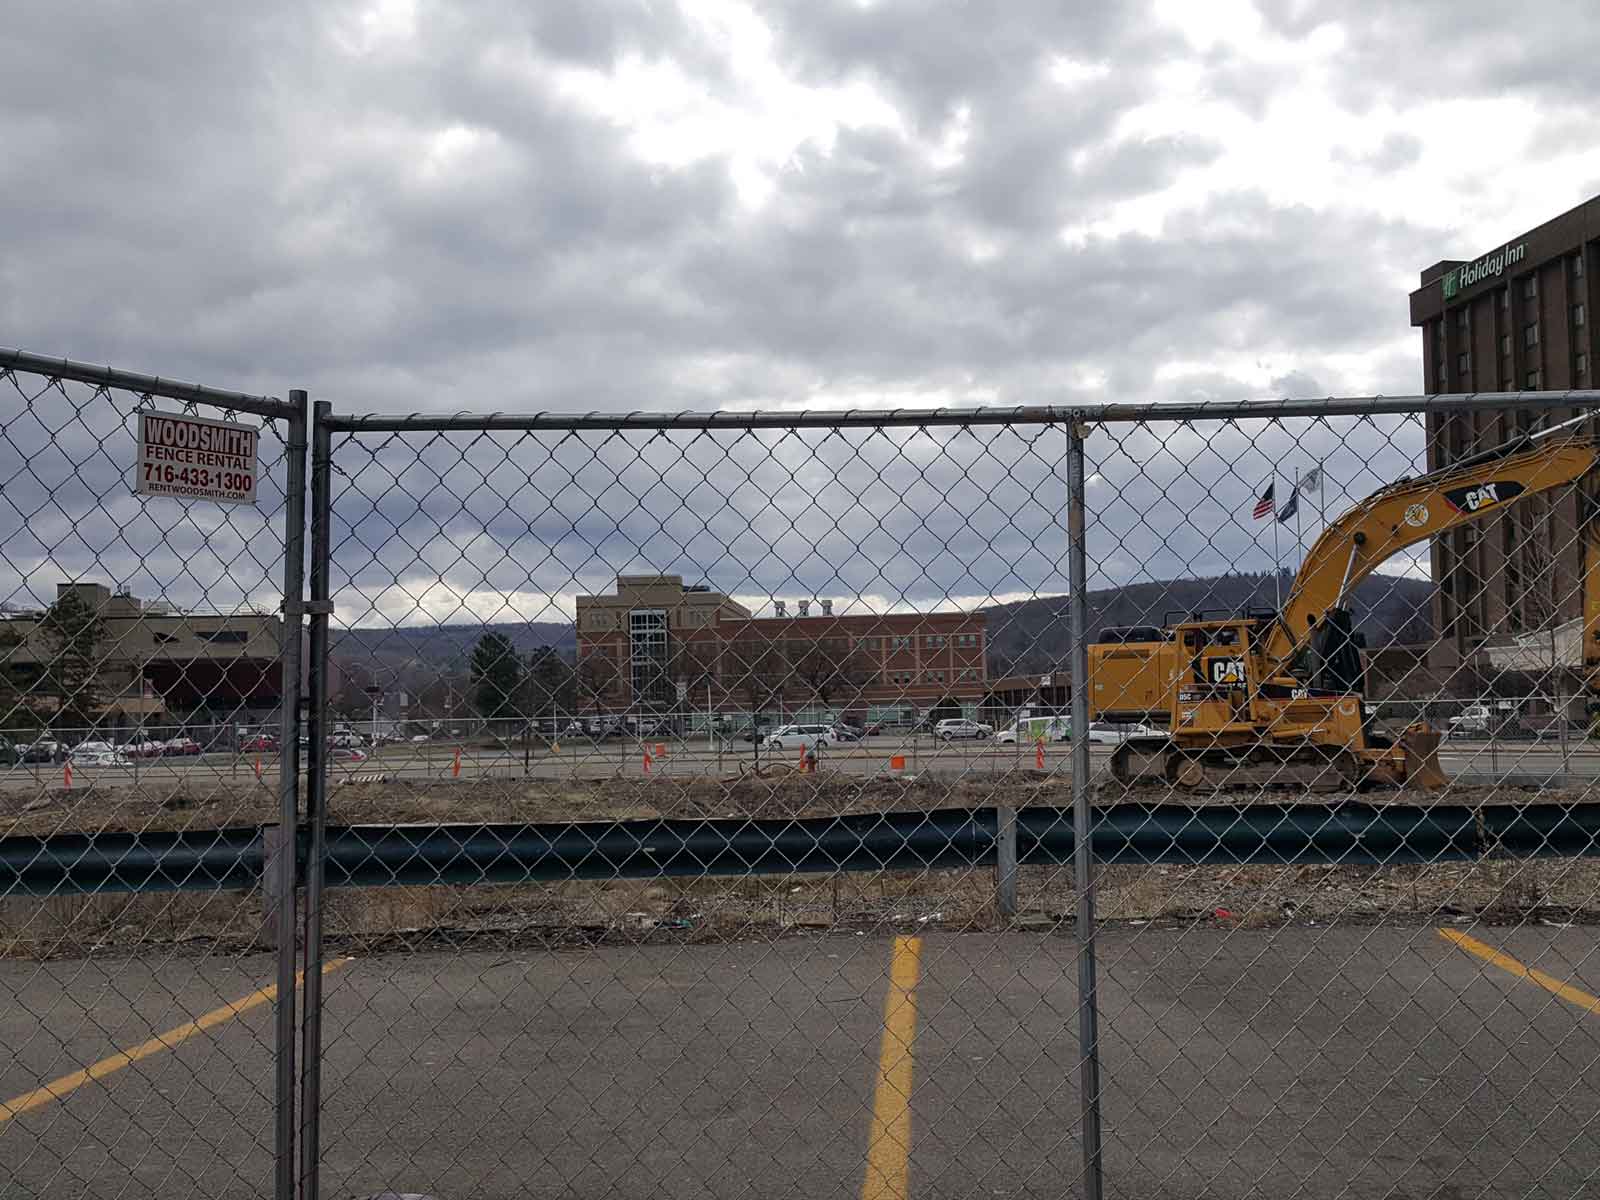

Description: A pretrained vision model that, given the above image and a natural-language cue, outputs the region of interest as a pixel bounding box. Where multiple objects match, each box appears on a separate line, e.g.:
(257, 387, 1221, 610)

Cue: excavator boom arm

(1261, 426, 1600, 669)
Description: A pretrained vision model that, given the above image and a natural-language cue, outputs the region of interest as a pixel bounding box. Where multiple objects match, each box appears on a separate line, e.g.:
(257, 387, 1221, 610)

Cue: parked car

(1085, 721, 1136, 744)
(163, 736, 203, 757)
(328, 732, 366, 749)
(935, 718, 992, 742)
(21, 738, 61, 763)
(123, 738, 166, 759)
(831, 724, 863, 742)
(739, 722, 774, 743)
(71, 746, 133, 768)
(241, 734, 279, 753)
(409, 733, 431, 743)
(331, 746, 368, 762)
(766, 724, 836, 750)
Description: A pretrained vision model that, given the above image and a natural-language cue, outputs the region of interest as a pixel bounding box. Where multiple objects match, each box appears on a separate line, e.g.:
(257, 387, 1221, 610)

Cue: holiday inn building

(1410, 192, 1600, 663)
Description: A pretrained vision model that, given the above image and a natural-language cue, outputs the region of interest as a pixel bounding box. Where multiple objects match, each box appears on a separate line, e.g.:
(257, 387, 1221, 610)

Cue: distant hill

(329, 621, 575, 694)
(326, 571, 1434, 698)
(983, 569, 1435, 676)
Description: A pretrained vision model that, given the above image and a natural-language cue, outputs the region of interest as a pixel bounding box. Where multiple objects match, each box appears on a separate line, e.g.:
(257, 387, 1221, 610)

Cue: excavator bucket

(1398, 723, 1448, 789)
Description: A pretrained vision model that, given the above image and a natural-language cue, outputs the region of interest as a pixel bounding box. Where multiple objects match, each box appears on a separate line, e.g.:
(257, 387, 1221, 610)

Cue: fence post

(273, 388, 310, 1200)
(995, 804, 1017, 918)
(298, 399, 335, 1200)
(1067, 419, 1105, 1200)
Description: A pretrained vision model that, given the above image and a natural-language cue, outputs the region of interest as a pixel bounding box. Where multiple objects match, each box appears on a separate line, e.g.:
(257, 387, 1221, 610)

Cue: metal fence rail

(8, 345, 1600, 1200)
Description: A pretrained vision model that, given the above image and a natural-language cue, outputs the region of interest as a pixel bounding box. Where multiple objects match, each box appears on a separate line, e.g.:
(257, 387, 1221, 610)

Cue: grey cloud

(1256, 1, 1600, 108)
(3, 1, 1588, 625)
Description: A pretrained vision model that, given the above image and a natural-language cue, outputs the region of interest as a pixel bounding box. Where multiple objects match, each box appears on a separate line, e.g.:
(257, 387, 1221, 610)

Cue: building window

(857, 637, 879, 652)
(628, 609, 671, 709)
(924, 635, 945, 648)
(1456, 308, 1469, 330)
(956, 633, 978, 647)
(890, 636, 912, 651)
(1523, 276, 1538, 300)
(152, 632, 178, 645)
(1526, 369, 1541, 389)
(202, 630, 250, 643)
(1574, 303, 1586, 328)
(928, 671, 945, 684)
(1436, 361, 1447, 385)
(1579, 354, 1589, 378)
(1500, 333, 1511, 356)
(1501, 288, 1510, 310)
(1524, 323, 1539, 347)
(1456, 352, 1470, 374)
(1575, 254, 1586, 279)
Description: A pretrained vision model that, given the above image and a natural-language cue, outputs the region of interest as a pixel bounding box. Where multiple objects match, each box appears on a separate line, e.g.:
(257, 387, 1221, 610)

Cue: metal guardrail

(8, 801, 1600, 896)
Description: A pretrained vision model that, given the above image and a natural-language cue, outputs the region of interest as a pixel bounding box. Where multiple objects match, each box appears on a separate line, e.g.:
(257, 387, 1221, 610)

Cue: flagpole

(1318, 458, 1326, 535)
(1272, 468, 1282, 610)
(1294, 465, 1304, 568)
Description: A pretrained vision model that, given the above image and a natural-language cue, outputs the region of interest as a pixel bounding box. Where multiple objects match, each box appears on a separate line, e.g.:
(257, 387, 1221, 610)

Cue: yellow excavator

(1091, 414, 1600, 789)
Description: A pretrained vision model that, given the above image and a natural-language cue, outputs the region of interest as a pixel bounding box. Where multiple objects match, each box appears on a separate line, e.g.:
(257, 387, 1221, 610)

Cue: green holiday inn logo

(1443, 242, 1526, 301)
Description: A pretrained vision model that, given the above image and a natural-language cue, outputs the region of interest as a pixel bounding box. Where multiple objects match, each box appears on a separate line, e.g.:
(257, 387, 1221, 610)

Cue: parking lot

(6, 733, 1600, 794)
(5, 922, 1600, 1199)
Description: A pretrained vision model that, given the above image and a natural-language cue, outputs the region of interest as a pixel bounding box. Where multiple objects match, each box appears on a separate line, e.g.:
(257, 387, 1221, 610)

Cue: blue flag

(1277, 488, 1299, 523)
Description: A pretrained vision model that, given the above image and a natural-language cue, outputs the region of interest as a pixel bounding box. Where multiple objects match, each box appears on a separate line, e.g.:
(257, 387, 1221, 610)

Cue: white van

(766, 724, 834, 750)
(995, 716, 1068, 744)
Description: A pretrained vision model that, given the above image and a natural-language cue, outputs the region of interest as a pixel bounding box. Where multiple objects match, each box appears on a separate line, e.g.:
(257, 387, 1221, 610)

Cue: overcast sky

(5, 1, 1599, 626)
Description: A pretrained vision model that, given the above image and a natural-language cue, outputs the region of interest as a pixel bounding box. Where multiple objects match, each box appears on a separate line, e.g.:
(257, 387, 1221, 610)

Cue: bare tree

(725, 634, 788, 719)
(577, 651, 621, 716)
(785, 635, 873, 712)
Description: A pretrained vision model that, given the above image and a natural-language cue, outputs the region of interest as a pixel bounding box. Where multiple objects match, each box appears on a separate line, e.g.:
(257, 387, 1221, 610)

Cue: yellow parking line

(1439, 929, 1600, 1016)
(862, 935, 922, 1200)
(0, 958, 350, 1123)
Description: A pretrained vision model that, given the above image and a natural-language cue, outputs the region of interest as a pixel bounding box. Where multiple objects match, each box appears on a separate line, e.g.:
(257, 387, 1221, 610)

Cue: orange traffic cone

(643, 747, 653, 775)
(655, 741, 667, 759)
(63, 760, 73, 789)
(1035, 738, 1045, 770)
(452, 746, 462, 778)
(797, 743, 810, 774)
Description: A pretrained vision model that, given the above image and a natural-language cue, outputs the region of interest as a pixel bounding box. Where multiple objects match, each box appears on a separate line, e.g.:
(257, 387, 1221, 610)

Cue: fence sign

(135, 411, 258, 504)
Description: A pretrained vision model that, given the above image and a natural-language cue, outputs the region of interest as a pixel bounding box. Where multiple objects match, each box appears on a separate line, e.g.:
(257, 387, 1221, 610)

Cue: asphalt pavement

(5, 924, 1600, 1198)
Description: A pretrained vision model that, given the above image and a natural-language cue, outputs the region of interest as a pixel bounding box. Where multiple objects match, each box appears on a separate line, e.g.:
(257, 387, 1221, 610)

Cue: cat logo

(1403, 504, 1429, 528)
(1442, 479, 1525, 515)
(1208, 657, 1246, 686)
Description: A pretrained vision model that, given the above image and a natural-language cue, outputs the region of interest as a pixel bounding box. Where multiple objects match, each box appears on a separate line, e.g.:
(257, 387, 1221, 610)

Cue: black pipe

(7, 803, 1600, 898)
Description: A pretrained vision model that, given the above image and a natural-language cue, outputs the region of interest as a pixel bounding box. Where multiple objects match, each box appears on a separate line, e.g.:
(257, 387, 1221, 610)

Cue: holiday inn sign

(1442, 241, 1527, 301)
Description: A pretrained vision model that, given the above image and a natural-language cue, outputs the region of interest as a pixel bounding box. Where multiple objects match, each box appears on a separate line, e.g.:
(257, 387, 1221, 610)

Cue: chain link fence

(0, 349, 307, 1199)
(8, 344, 1600, 1198)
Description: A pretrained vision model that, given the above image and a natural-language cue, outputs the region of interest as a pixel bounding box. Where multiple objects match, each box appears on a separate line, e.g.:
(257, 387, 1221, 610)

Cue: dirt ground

(4, 769, 1598, 959)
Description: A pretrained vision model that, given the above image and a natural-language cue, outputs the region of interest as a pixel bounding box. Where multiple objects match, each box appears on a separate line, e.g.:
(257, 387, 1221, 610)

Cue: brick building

(1410, 194, 1600, 663)
(574, 574, 988, 724)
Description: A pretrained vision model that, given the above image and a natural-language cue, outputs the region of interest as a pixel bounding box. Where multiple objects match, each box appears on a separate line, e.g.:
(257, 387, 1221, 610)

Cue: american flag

(1251, 481, 1275, 520)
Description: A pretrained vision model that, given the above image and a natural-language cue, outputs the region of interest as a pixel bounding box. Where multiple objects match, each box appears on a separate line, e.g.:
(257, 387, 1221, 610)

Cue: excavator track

(1110, 738, 1362, 792)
